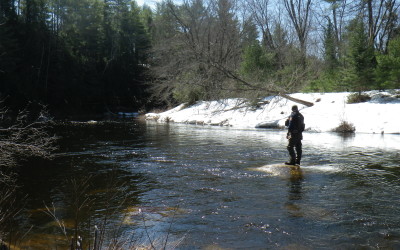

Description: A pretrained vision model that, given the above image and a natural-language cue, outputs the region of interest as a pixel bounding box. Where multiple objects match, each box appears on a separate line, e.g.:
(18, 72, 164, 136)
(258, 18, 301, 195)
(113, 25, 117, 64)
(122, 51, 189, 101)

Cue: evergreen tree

(324, 19, 338, 73)
(307, 18, 341, 92)
(240, 42, 274, 81)
(0, 0, 151, 114)
(240, 17, 258, 48)
(376, 36, 400, 89)
(0, 0, 16, 20)
(342, 17, 376, 91)
(271, 23, 292, 71)
(0, 20, 20, 95)
(139, 5, 154, 41)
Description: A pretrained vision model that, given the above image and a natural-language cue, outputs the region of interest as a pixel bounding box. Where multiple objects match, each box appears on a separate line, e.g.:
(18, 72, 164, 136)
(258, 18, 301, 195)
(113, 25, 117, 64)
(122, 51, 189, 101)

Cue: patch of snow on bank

(145, 91, 400, 134)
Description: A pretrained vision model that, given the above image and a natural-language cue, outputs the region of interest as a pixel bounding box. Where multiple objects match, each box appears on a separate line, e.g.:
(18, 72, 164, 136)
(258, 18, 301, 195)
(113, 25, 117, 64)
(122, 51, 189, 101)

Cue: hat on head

(292, 105, 298, 111)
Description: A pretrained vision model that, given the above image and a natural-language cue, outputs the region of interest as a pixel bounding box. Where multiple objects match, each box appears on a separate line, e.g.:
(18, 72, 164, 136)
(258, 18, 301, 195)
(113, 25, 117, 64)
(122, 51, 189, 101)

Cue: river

(14, 120, 400, 249)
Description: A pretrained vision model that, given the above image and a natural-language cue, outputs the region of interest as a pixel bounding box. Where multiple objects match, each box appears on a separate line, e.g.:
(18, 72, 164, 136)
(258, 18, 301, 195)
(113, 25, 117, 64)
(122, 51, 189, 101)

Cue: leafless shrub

(44, 203, 68, 239)
(0, 103, 58, 168)
(0, 182, 20, 243)
(0, 102, 57, 247)
(332, 121, 356, 133)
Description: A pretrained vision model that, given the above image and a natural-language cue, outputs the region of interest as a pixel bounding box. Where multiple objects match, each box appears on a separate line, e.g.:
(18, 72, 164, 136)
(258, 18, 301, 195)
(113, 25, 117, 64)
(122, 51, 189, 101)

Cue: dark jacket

(286, 111, 304, 134)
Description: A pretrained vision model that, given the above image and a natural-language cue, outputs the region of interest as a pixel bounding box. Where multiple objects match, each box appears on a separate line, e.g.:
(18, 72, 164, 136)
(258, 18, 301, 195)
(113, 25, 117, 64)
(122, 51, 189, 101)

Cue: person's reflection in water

(285, 166, 304, 217)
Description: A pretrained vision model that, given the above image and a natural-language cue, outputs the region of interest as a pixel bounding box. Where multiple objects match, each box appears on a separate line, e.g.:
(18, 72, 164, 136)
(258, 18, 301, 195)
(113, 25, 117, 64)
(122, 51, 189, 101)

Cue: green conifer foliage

(342, 17, 377, 92)
(0, 0, 152, 115)
(376, 36, 400, 89)
(324, 19, 338, 73)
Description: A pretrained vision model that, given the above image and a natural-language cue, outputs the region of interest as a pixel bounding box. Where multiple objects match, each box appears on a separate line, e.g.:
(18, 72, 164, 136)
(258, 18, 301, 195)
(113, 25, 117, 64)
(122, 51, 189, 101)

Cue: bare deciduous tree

(247, 0, 275, 49)
(150, 0, 244, 104)
(150, 0, 315, 107)
(0, 105, 57, 168)
(0, 102, 57, 245)
(363, 0, 399, 52)
(283, 0, 313, 68)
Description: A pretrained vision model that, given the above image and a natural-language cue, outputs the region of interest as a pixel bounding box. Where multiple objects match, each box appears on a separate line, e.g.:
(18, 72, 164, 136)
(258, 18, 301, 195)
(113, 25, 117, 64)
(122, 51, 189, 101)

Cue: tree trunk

(279, 93, 314, 107)
(367, 0, 374, 47)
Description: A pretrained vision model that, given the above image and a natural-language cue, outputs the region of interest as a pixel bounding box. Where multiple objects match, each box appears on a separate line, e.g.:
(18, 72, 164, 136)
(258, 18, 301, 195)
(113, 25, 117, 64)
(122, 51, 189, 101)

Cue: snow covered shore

(145, 90, 400, 134)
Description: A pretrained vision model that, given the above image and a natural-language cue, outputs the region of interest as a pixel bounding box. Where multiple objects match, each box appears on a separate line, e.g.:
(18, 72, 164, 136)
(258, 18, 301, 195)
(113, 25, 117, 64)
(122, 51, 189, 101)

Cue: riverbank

(145, 90, 400, 134)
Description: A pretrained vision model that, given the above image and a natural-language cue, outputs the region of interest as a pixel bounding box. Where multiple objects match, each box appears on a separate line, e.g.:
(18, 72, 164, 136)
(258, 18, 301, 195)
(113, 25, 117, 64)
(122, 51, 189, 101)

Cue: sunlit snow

(146, 90, 400, 134)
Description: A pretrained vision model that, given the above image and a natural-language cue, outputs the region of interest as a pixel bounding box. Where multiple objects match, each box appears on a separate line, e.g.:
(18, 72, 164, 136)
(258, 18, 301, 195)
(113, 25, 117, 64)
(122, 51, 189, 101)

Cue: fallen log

(279, 93, 314, 107)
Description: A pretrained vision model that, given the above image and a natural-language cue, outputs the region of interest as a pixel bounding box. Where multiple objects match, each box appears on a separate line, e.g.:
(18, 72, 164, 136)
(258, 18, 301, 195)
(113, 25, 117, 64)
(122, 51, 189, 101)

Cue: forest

(1, 0, 400, 115)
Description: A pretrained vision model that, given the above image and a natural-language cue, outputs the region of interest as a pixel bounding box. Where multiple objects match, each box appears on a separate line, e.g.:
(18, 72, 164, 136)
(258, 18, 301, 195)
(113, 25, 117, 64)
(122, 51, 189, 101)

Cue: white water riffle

(146, 90, 400, 134)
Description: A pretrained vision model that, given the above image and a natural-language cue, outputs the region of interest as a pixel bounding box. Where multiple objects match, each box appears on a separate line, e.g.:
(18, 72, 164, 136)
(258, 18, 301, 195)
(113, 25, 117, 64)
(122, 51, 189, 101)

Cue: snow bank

(145, 90, 400, 134)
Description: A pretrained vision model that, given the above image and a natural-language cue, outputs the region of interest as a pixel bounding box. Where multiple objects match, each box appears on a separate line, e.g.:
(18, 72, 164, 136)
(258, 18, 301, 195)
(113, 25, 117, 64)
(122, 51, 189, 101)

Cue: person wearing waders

(285, 105, 304, 165)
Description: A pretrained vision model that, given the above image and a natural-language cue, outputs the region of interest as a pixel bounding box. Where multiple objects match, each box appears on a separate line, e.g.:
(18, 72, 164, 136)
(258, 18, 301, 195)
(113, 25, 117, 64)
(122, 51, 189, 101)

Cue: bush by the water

(332, 121, 356, 133)
(346, 93, 371, 104)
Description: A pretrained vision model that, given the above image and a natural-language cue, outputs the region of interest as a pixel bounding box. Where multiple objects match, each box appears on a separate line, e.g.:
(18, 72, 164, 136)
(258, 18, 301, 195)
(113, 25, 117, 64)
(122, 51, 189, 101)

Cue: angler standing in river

(285, 105, 305, 166)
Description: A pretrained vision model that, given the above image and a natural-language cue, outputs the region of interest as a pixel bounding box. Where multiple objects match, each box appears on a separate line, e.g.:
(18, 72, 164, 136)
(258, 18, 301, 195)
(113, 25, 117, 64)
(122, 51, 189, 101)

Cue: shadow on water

(8, 121, 400, 249)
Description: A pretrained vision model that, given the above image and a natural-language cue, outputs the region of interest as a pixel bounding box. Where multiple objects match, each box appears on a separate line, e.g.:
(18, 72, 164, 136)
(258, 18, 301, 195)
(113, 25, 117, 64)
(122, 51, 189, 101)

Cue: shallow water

(15, 121, 400, 249)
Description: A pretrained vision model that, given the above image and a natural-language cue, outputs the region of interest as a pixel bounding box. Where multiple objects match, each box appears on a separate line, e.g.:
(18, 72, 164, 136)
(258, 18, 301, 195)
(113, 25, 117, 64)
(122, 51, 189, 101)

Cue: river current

(15, 120, 400, 249)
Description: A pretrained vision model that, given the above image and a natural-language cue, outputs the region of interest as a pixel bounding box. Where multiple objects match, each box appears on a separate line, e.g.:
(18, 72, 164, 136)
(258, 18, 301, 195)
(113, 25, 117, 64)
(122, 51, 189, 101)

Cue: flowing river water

(14, 120, 400, 249)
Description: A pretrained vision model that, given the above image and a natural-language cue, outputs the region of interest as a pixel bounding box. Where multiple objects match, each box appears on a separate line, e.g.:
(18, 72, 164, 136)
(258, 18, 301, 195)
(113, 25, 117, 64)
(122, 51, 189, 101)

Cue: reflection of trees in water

(337, 132, 356, 142)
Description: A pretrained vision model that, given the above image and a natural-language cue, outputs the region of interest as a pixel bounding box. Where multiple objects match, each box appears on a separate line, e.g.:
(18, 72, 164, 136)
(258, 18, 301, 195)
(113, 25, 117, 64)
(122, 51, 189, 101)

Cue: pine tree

(342, 17, 376, 91)
(376, 36, 400, 89)
(324, 19, 338, 73)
